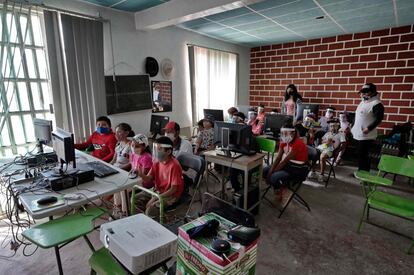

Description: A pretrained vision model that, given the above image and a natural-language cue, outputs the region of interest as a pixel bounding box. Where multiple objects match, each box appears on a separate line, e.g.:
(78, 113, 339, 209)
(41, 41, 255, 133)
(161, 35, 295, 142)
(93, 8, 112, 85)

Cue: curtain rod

(186, 43, 239, 56)
(5, 0, 109, 22)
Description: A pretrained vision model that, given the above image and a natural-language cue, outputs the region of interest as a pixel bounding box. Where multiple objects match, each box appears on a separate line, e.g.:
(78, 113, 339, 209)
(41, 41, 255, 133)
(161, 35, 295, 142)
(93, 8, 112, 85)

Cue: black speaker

(145, 57, 159, 77)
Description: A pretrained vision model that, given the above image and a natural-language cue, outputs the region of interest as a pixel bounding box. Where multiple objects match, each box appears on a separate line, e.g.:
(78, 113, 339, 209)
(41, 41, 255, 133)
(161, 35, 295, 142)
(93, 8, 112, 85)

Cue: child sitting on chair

(194, 117, 215, 154)
(130, 134, 153, 188)
(135, 136, 184, 218)
(316, 119, 345, 182)
(75, 116, 117, 162)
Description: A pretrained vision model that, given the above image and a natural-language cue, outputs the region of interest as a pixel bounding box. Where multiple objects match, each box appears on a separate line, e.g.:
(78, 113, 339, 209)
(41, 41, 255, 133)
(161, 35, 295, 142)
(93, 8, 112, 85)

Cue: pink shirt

(130, 152, 153, 188)
(285, 98, 295, 116)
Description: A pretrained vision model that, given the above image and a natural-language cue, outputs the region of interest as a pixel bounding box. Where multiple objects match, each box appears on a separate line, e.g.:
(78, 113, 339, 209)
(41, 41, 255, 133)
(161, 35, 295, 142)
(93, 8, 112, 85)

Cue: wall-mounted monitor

(105, 75, 152, 115)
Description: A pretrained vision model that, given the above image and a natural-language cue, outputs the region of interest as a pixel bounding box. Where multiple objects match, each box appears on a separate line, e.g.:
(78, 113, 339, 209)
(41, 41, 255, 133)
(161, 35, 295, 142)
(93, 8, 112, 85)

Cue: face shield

(280, 128, 296, 143)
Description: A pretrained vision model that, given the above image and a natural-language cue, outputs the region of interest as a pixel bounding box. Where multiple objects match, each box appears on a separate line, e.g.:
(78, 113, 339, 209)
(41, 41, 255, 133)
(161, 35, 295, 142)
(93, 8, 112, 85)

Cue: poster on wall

(152, 81, 172, 113)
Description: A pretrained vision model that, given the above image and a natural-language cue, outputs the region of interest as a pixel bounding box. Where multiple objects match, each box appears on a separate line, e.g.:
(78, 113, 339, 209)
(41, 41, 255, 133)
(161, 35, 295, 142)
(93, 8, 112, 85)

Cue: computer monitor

(214, 122, 254, 155)
(33, 118, 53, 153)
(296, 104, 320, 121)
(264, 114, 293, 138)
(203, 109, 224, 122)
(236, 105, 251, 116)
(150, 115, 169, 137)
(52, 128, 76, 169)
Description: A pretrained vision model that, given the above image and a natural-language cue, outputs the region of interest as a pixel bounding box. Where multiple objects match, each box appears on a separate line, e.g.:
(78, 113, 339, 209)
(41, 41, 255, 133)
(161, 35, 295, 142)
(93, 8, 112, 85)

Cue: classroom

(1, 0, 414, 274)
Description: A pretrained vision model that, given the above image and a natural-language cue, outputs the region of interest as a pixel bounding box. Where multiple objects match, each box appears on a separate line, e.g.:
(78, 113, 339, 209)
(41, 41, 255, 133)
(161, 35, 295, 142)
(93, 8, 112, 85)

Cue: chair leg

(54, 246, 64, 275)
(357, 201, 368, 233)
(325, 161, 334, 188)
(293, 194, 311, 212)
(278, 191, 295, 219)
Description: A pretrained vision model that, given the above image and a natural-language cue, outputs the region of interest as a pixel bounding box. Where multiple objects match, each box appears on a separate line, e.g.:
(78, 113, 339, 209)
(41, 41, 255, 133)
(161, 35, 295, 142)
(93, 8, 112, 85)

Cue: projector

(100, 214, 177, 274)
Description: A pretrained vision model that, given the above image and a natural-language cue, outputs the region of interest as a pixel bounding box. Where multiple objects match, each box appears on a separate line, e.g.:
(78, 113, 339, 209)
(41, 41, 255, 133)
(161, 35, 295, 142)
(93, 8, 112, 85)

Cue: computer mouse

(37, 196, 58, 205)
(211, 239, 231, 255)
(128, 172, 137, 179)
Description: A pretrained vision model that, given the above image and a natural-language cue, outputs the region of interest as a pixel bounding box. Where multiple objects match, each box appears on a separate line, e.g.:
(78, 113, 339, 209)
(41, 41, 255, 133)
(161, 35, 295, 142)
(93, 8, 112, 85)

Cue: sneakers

(308, 171, 318, 179)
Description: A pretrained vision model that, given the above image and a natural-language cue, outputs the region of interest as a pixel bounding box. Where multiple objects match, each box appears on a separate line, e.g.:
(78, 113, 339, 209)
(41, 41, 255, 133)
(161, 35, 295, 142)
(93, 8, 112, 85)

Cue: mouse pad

(30, 197, 65, 212)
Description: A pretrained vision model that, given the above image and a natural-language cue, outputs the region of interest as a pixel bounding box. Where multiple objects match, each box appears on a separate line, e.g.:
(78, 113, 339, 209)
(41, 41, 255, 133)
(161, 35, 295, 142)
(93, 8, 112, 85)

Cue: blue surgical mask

(96, 127, 110, 134)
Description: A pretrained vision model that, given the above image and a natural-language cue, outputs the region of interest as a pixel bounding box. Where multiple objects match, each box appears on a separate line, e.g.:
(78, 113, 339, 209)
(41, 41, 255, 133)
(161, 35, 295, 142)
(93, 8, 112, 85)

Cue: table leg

(206, 160, 209, 193)
(258, 163, 263, 211)
(221, 166, 226, 199)
(123, 189, 130, 216)
(243, 169, 249, 210)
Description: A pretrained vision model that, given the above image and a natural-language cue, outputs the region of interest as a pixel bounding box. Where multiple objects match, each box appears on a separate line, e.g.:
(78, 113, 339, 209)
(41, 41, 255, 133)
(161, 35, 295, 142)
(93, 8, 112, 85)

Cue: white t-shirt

(114, 142, 131, 167)
(173, 138, 193, 157)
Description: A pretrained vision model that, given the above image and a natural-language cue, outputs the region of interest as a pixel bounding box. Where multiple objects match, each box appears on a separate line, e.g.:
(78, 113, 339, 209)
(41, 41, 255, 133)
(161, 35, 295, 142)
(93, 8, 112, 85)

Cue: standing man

(351, 83, 384, 171)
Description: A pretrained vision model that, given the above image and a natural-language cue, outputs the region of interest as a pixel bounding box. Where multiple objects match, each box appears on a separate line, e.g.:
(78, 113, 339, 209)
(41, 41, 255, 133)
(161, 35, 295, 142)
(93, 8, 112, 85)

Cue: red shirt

(149, 157, 184, 200)
(75, 131, 117, 162)
(279, 137, 308, 163)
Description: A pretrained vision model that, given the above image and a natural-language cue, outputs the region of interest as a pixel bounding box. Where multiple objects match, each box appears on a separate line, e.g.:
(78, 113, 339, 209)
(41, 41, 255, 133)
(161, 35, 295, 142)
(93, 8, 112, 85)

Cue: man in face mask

(262, 123, 309, 206)
(163, 121, 193, 157)
(351, 83, 384, 171)
(74, 116, 117, 162)
(136, 136, 184, 218)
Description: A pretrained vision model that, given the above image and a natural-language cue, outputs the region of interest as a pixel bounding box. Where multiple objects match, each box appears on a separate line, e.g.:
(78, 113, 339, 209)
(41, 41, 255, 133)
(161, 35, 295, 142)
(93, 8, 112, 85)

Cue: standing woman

(281, 84, 303, 118)
(351, 83, 384, 171)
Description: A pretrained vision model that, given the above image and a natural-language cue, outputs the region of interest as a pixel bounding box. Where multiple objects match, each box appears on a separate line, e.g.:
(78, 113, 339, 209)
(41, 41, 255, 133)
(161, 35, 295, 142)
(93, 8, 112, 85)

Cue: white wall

(43, 0, 250, 134)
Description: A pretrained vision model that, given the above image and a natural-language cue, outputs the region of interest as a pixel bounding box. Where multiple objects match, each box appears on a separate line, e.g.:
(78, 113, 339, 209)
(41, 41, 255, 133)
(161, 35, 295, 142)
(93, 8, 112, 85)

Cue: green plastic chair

(255, 137, 277, 165)
(22, 207, 106, 274)
(354, 154, 414, 254)
(89, 248, 128, 275)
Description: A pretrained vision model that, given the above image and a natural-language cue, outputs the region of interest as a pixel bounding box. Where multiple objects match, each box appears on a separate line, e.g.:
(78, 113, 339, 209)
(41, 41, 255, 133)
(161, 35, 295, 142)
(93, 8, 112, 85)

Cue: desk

(6, 150, 140, 219)
(203, 150, 265, 212)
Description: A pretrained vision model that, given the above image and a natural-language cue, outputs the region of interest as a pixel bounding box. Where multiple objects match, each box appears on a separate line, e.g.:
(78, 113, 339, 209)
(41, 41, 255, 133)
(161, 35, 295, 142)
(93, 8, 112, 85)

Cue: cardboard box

(176, 213, 258, 275)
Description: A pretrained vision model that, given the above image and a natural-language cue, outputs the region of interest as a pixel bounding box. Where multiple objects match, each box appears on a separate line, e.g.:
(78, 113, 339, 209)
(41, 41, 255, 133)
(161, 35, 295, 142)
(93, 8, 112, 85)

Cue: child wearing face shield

(262, 124, 308, 206)
(129, 134, 153, 188)
(315, 119, 346, 182)
(75, 116, 117, 162)
(135, 136, 184, 218)
(319, 107, 336, 132)
(247, 109, 264, 136)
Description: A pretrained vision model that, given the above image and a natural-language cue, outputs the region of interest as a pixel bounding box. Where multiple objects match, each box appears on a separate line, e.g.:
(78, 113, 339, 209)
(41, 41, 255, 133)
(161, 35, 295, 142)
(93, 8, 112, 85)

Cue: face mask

(97, 127, 110, 134)
(258, 107, 264, 113)
(281, 134, 293, 144)
(362, 95, 370, 101)
(154, 150, 167, 162)
(165, 133, 176, 142)
(303, 120, 311, 128)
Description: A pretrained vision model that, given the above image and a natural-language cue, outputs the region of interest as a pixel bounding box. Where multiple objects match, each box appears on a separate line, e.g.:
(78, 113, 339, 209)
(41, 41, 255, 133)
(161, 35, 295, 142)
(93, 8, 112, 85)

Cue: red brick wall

(249, 25, 414, 132)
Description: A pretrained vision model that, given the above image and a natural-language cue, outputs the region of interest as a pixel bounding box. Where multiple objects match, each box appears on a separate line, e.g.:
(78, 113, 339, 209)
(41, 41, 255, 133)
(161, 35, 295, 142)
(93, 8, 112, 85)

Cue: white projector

(100, 214, 177, 274)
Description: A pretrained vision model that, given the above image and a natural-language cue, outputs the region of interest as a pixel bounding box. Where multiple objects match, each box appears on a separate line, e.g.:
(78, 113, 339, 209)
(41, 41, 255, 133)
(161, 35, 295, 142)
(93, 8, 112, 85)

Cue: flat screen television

(105, 75, 152, 115)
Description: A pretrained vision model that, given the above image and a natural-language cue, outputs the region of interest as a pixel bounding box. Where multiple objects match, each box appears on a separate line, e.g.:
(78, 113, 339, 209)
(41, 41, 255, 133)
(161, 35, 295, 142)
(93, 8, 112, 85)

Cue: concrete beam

(135, 0, 263, 30)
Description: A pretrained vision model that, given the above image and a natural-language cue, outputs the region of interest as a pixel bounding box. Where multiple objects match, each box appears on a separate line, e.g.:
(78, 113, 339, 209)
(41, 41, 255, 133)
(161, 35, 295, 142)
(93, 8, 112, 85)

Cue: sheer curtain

(43, 11, 105, 142)
(188, 45, 237, 123)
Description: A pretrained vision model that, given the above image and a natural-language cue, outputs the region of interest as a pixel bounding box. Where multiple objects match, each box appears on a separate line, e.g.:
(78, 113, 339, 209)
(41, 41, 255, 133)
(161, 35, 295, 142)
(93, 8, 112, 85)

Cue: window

(188, 45, 237, 123)
(0, 6, 53, 156)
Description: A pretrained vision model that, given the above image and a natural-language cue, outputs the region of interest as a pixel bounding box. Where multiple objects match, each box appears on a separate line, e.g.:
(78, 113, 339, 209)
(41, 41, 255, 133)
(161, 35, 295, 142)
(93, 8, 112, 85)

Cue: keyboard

(83, 161, 119, 178)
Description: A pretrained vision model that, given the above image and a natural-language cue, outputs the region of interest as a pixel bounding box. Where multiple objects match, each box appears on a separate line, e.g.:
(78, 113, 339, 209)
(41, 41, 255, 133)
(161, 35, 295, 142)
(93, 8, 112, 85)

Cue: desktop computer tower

(233, 184, 260, 215)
